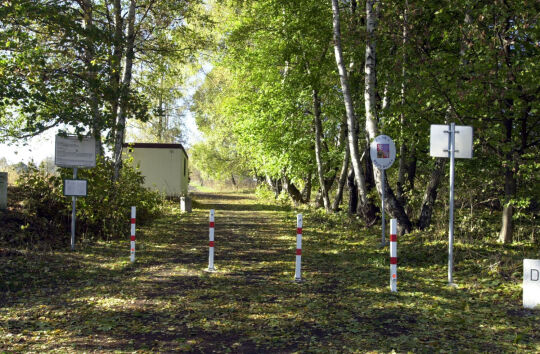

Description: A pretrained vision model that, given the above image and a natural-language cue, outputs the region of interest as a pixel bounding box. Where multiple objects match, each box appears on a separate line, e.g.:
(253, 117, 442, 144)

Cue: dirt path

(1, 191, 538, 352)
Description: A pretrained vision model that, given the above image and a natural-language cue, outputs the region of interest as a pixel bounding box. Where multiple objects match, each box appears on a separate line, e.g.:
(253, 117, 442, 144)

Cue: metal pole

(390, 219, 397, 292)
(208, 209, 215, 271)
(71, 167, 78, 251)
(130, 206, 136, 262)
(381, 170, 386, 245)
(295, 214, 303, 282)
(448, 123, 455, 285)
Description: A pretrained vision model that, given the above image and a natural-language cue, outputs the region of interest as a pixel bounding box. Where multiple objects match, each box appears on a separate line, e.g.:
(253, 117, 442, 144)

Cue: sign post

(370, 135, 396, 245)
(55, 135, 96, 251)
(430, 124, 473, 285)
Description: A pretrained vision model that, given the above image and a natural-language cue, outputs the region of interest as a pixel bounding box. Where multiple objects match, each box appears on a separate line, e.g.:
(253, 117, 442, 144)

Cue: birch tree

(331, 0, 377, 223)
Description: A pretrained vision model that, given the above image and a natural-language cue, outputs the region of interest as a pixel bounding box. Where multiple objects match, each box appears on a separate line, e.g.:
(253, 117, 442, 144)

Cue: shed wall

(125, 147, 188, 196)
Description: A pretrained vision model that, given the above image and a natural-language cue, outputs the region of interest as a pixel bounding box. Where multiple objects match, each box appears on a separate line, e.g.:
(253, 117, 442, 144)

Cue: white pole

(295, 214, 303, 282)
(208, 209, 215, 271)
(71, 167, 77, 251)
(448, 123, 455, 285)
(390, 218, 397, 292)
(381, 171, 386, 245)
(130, 206, 136, 262)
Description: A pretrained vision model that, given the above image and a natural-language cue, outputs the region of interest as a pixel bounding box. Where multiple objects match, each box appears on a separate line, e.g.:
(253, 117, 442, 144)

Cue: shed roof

(123, 142, 188, 158)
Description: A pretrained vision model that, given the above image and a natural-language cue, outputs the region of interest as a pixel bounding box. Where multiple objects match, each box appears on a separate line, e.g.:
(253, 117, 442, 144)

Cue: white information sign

(55, 135, 96, 168)
(524, 259, 540, 309)
(370, 135, 396, 170)
(64, 179, 88, 197)
(430, 125, 473, 159)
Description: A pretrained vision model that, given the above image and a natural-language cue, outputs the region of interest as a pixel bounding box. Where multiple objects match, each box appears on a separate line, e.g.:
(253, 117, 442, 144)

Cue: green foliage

(254, 183, 275, 201)
(11, 157, 164, 246)
(72, 157, 164, 240)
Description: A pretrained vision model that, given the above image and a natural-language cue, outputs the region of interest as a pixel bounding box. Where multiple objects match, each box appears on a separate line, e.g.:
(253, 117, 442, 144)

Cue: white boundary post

(295, 214, 302, 282)
(130, 206, 136, 262)
(390, 218, 397, 292)
(208, 209, 215, 271)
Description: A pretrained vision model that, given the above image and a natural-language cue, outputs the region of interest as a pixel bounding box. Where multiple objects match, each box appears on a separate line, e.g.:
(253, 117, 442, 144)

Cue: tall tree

(331, 0, 376, 223)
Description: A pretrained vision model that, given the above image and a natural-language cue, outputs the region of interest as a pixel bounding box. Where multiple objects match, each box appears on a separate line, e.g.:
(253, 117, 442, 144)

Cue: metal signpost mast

(430, 123, 473, 286)
(381, 171, 386, 245)
(447, 123, 456, 285)
(71, 167, 78, 251)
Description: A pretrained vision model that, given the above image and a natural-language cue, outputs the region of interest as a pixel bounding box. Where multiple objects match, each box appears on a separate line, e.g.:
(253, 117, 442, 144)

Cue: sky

(0, 112, 202, 165)
(0, 65, 210, 165)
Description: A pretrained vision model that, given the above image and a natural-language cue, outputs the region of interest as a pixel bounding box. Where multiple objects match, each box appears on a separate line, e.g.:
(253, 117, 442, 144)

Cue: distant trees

(1, 0, 537, 243)
(192, 0, 539, 242)
(0, 0, 209, 178)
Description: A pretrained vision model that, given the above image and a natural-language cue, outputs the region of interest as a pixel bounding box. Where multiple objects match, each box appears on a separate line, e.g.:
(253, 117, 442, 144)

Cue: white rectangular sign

(64, 179, 88, 197)
(430, 125, 473, 159)
(55, 135, 96, 168)
(524, 259, 540, 309)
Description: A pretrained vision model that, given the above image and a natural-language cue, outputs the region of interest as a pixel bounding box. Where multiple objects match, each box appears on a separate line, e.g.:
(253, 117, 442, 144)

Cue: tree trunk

(418, 158, 446, 230)
(282, 176, 304, 205)
(331, 0, 376, 223)
(396, 143, 407, 204)
(113, 0, 136, 180)
(266, 174, 281, 198)
(498, 173, 515, 244)
(364, 0, 412, 234)
(396, 1, 408, 204)
(407, 144, 417, 191)
(313, 89, 331, 212)
(81, 0, 103, 157)
(498, 117, 516, 244)
(332, 143, 350, 212)
(315, 172, 338, 209)
(109, 0, 123, 145)
(347, 166, 358, 214)
(333, 119, 350, 211)
(301, 172, 312, 202)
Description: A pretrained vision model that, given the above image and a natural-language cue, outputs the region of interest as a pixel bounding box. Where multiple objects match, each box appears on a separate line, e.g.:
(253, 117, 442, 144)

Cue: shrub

(13, 157, 164, 245)
(254, 183, 275, 201)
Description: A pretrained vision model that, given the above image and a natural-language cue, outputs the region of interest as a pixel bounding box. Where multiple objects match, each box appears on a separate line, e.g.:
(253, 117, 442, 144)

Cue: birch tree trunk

(331, 0, 376, 223)
(332, 116, 350, 211)
(364, 0, 412, 234)
(313, 89, 331, 212)
(113, 0, 136, 180)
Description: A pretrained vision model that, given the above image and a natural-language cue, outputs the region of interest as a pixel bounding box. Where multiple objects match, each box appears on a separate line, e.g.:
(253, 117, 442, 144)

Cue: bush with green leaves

(15, 157, 164, 245)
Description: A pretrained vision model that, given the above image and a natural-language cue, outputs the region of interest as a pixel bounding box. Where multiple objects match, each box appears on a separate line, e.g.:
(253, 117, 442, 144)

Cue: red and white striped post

(295, 214, 302, 282)
(390, 218, 397, 292)
(130, 206, 136, 263)
(208, 209, 215, 271)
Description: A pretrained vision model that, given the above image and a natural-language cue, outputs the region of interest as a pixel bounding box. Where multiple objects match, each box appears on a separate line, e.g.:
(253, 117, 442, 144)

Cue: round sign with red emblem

(370, 135, 396, 170)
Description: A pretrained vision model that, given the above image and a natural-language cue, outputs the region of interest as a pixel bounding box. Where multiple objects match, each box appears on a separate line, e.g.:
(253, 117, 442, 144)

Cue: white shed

(123, 143, 189, 197)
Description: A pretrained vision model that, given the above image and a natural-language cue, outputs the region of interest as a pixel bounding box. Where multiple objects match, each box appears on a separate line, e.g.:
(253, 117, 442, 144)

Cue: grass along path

(1, 191, 538, 352)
